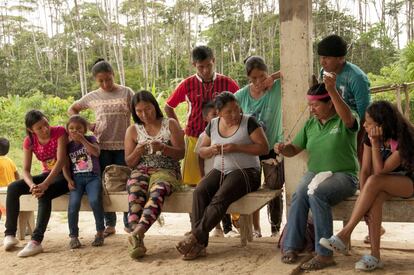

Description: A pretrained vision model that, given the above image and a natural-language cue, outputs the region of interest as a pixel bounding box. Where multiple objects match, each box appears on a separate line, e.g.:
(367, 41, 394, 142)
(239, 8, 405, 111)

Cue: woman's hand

(134, 142, 147, 155)
(368, 126, 382, 148)
(222, 143, 238, 154)
(28, 182, 36, 193)
(274, 143, 285, 155)
(261, 76, 275, 91)
(68, 180, 76, 191)
(150, 140, 165, 153)
(32, 182, 49, 198)
(209, 144, 221, 156)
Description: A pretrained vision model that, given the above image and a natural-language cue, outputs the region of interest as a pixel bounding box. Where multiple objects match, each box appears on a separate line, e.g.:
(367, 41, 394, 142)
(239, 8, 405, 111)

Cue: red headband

(307, 93, 331, 101)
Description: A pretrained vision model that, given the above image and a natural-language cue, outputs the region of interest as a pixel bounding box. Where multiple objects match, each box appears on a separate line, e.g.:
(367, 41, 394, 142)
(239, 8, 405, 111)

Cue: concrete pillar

(279, 1, 313, 204)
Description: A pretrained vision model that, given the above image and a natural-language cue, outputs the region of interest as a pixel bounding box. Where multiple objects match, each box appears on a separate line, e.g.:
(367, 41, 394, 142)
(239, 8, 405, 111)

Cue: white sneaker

(210, 228, 224, 238)
(3, 235, 19, 251)
(224, 230, 240, 238)
(17, 241, 43, 257)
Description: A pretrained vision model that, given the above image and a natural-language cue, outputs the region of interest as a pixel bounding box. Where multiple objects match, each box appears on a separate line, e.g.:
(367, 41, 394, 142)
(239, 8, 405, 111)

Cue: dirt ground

(1, 210, 413, 275)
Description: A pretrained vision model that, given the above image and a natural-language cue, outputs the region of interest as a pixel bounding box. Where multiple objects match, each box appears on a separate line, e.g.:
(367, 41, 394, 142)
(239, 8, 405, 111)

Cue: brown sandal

(103, 226, 116, 238)
(176, 233, 198, 255)
(182, 243, 206, 260)
(301, 256, 336, 271)
(281, 250, 299, 264)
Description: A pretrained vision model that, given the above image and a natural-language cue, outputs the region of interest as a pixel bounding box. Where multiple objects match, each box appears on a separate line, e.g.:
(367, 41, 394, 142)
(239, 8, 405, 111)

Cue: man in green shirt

(277, 76, 358, 270)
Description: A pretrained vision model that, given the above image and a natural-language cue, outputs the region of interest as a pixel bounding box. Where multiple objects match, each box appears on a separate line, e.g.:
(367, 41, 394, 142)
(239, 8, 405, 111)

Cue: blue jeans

(99, 149, 128, 228)
(68, 173, 105, 237)
(283, 171, 357, 256)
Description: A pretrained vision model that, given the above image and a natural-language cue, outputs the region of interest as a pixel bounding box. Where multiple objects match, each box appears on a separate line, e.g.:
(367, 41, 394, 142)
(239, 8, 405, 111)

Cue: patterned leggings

(127, 168, 172, 232)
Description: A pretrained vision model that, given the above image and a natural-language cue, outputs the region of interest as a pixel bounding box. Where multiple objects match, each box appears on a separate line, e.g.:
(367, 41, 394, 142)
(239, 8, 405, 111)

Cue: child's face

(68, 121, 87, 137)
(204, 108, 217, 123)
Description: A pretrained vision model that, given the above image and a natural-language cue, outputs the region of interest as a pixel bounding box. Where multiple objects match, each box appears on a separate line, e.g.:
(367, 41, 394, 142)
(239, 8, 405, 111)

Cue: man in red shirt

(165, 46, 239, 186)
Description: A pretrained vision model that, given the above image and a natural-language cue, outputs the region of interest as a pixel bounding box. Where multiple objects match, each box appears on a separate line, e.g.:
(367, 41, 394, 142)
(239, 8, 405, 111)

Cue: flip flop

(319, 235, 349, 255)
(355, 255, 384, 271)
(301, 256, 336, 271)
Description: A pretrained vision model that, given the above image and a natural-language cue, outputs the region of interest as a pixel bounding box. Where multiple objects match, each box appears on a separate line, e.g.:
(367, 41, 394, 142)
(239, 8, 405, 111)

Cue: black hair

(307, 83, 331, 103)
(131, 90, 164, 124)
(317, 34, 348, 57)
(25, 110, 48, 143)
(244, 55, 268, 76)
(0, 137, 10, 156)
(192, 46, 214, 62)
(66, 115, 89, 133)
(214, 92, 238, 111)
(201, 101, 216, 118)
(366, 101, 414, 171)
(91, 58, 114, 77)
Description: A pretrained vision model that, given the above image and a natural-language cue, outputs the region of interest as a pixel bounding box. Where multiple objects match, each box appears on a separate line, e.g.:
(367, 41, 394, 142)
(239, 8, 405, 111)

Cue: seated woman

(320, 101, 414, 271)
(124, 90, 184, 259)
(277, 77, 359, 270)
(3, 110, 69, 257)
(176, 92, 269, 260)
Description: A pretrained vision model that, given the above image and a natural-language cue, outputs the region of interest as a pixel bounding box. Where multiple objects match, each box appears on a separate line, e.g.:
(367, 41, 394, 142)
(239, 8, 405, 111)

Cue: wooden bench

(333, 195, 414, 223)
(0, 188, 280, 246)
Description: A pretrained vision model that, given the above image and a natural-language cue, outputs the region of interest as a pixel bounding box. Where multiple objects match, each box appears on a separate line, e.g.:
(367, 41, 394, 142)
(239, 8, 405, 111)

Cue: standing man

(165, 46, 239, 186)
(317, 34, 371, 121)
(318, 34, 377, 243)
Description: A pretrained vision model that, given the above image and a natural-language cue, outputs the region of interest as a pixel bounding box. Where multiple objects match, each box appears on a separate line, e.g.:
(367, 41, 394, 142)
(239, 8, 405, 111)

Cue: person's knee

(7, 180, 25, 196)
(193, 184, 206, 200)
(292, 188, 308, 202)
(88, 196, 102, 210)
(37, 195, 52, 206)
(365, 175, 382, 190)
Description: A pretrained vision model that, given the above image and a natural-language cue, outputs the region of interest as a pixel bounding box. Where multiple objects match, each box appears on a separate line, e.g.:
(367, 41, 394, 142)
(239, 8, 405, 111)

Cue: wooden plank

(333, 196, 414, 222)
(0, 188, 281, 215)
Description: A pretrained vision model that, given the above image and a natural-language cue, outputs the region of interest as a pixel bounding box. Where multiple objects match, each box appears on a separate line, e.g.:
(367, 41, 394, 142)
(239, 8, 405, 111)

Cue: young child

(0, 138, 19, 187)
(0, 137, 19, 219)
(65, 115, 105, 249)
(194, 101, 239, 238)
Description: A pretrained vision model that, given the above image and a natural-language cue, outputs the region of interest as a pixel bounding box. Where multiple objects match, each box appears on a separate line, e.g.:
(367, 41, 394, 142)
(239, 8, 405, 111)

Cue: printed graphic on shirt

(45, 158, 57, 170)
(69, 147, 93, 173)
(329, 126, 340, 135)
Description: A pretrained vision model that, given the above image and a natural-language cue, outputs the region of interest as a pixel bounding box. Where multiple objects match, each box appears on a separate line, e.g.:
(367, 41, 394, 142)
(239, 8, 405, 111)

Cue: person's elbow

(258, 142, 269, 156)
(125, 158, 136, 169)
(176, 147, 185, 160)
(68, 105, 76, 116)
(68, 103, 80, 116)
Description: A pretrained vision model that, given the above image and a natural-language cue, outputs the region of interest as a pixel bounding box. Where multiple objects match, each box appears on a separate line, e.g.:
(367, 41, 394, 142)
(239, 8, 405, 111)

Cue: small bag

(103, 165, 131, 192)
(261, 156, 285, 190)
(102, 165, 131, 207)
(278, 218, 315, 253)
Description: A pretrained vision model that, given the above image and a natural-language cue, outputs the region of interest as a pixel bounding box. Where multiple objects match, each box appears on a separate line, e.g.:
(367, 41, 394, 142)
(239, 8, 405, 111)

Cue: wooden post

(279, 1, 312, 210)
(403, 84, 411, 119)
(396, 86, 403, 114)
